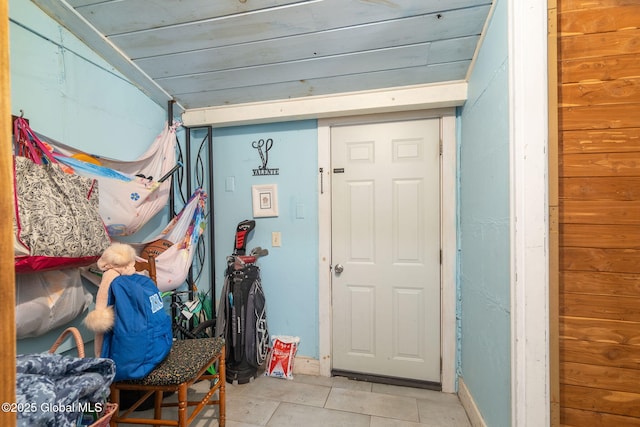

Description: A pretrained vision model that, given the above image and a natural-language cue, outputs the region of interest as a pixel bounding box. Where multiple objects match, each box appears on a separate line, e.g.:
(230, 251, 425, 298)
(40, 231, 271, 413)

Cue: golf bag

(215, 220, 269, 384)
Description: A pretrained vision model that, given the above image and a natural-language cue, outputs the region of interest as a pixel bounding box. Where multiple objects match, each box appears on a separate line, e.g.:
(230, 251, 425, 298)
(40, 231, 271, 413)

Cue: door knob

(334, 264, 344, 274)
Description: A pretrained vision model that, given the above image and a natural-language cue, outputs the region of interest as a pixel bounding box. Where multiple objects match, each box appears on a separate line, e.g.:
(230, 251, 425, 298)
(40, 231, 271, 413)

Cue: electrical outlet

(272, 231, 281, 247)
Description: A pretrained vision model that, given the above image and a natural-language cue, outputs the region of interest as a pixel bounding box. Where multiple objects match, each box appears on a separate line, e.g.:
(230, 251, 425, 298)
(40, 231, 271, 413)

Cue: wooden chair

(134, 255, 158, 284)
(108, 256, 226, 427)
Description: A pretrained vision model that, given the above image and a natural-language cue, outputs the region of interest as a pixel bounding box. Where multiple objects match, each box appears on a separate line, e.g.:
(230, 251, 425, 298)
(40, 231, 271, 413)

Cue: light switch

(272, 231, 281, 247)
(225, 177, 235, 192)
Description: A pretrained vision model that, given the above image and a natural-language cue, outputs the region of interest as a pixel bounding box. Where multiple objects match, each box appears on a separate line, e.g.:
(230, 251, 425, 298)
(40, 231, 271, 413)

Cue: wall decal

(252, 138, 279, 176)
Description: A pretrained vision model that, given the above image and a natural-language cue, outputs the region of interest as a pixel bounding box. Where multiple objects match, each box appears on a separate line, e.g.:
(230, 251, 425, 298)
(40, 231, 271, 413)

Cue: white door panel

(331, 118, 441, 383)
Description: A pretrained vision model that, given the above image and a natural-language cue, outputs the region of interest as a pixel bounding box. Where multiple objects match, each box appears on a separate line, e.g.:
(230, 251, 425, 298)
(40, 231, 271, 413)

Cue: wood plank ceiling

(31, 0, 493, 112)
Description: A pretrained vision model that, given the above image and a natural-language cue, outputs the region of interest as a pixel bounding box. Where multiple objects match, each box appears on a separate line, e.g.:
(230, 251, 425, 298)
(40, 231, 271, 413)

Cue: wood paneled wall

(1, 0, 16, 425)
(556, 0, 640, 425)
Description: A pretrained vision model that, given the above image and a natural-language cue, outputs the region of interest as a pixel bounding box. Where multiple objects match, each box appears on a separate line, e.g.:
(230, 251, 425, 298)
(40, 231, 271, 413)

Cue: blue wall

(458, 0, 511, 426)
(10, 0, 168, 354)
(212, 121, 319, 358)
(10, 0, 321, 360)
(11, 3, 516, 415)
(9, 0, 166, 159)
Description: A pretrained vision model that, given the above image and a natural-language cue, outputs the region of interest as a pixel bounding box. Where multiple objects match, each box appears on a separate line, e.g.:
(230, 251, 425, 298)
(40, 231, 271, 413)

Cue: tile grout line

(263, 400, 283, 426)
(322, 384, 332, 409)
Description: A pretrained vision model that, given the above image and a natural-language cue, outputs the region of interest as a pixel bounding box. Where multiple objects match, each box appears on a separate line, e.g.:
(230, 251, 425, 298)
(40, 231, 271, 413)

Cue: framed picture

(252, 184, 279, 217)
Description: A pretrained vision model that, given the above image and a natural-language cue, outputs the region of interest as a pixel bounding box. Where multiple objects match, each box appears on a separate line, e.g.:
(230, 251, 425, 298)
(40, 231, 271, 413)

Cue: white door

(331, 118, 441, 383)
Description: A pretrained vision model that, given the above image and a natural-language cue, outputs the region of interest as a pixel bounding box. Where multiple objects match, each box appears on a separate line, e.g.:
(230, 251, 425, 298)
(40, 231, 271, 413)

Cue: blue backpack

(101, 273, 172, 381)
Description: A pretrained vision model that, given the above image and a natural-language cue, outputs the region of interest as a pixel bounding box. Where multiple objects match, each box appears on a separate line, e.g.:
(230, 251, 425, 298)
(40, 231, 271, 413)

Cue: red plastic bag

(264, 336, 300, 380)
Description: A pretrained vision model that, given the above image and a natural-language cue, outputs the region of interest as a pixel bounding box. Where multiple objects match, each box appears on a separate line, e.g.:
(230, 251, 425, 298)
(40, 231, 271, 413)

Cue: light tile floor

(118, 373, 471, 427)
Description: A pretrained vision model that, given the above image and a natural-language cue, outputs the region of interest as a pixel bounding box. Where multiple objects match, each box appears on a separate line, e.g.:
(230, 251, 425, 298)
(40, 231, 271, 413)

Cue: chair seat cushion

(120, 337, 224, 386)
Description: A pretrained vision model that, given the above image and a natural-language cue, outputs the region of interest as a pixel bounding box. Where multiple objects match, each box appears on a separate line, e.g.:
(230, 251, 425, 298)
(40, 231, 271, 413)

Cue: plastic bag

(16, 268, 92, 338)
(264, 335, 300, 380)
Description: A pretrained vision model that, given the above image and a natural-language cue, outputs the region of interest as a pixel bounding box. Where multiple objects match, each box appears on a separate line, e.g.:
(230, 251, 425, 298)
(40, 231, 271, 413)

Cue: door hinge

(440, 249, 442, 265)
(439, 139, 443, 155)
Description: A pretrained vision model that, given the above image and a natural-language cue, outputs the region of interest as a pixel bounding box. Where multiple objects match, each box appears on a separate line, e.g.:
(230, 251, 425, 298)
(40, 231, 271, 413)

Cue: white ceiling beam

(182, 81, 467, 127)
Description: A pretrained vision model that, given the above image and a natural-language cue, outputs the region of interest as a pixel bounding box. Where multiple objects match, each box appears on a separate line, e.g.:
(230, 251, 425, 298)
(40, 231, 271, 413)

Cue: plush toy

(84, 242, 137, 357)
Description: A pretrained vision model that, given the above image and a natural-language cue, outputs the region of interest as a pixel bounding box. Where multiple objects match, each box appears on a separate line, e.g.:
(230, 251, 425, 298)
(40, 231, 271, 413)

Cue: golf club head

(234, 219, 256, 255)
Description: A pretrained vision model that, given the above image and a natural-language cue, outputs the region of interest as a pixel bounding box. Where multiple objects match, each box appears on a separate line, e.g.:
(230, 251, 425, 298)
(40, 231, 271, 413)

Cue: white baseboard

(458, 377, 488, 427)
(292, 356, 320, 376)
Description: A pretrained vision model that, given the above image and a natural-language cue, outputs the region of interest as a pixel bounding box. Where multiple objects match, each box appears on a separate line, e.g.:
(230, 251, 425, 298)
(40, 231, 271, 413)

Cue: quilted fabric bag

(16, 327, 117, 427)
(13, 117, 111, 271)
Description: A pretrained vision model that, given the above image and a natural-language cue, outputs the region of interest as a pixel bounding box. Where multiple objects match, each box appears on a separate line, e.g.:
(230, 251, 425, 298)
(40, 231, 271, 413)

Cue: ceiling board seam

(75, 0, 317, 35)
(104, 3, 492, 44)
(99, 0, 324, 37)
(141, 35, 479, 79)
(124, 7, 490, 62)
(152, 42, 434, 82)
(168, 62, 470, 96)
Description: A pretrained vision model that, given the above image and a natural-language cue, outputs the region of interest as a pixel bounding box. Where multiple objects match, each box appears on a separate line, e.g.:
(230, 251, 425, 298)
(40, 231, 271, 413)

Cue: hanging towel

(128, 188, 208, 292)
(43, 122, 179, 237)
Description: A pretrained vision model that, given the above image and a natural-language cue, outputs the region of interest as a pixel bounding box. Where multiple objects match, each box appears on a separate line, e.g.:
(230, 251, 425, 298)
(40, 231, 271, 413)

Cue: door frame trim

(318, 109, 457, 393)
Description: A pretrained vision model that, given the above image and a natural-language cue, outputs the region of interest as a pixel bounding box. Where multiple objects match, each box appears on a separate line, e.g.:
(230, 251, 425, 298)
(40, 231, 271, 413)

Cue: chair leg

(177, 383, 188, 427)
(154, 390, 163, 419)
(109, 386, 119, 427)
(219, 355, 226, 427)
